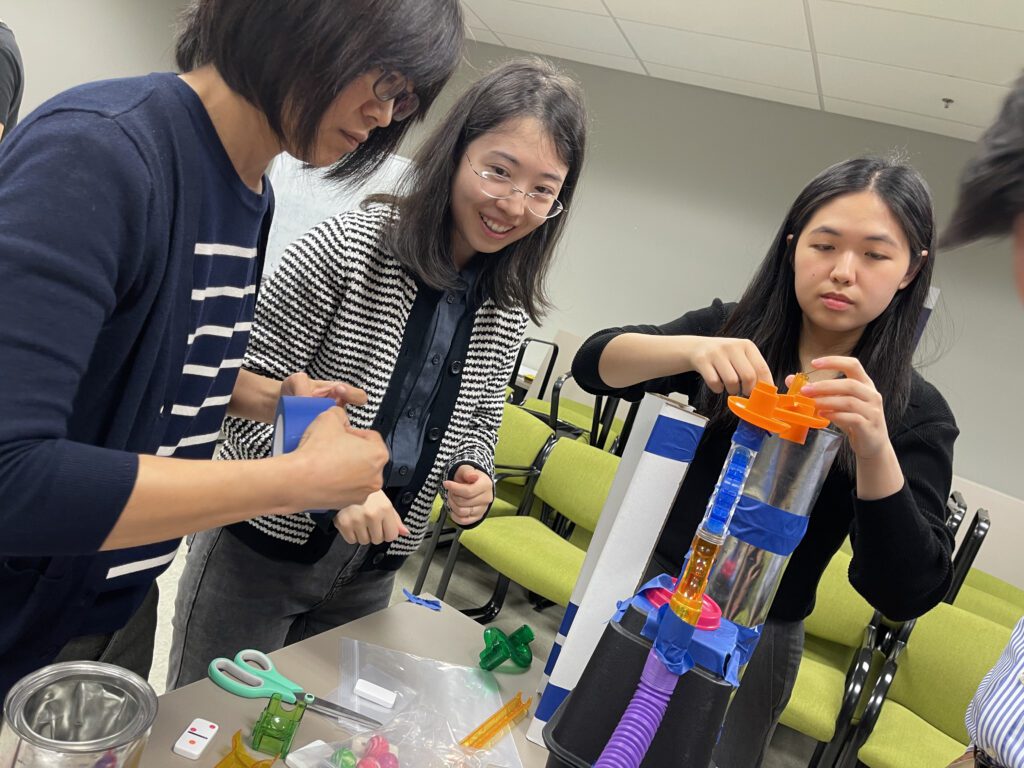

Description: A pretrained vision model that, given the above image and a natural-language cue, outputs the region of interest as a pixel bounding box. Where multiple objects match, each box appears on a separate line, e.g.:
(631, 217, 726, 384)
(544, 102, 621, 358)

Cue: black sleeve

(0, 48, 18, 125)
(571, 299, 731, 402)
(847, 379, 958, 621)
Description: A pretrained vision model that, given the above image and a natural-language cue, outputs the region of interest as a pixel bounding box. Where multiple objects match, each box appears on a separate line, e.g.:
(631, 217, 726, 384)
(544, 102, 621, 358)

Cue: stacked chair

(779, 492, 971, 765)
(780, 488, 1021, 767)
(434, 435, 619, 623)
(411, 401, 555, 595)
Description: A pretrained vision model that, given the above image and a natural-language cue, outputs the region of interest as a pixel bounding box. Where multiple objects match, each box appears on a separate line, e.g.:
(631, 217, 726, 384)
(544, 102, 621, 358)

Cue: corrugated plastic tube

(593, 650, 678, 768)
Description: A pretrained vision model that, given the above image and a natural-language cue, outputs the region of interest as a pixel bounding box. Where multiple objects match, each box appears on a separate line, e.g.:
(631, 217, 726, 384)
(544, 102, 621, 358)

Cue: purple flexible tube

(593, 649, 679, 767)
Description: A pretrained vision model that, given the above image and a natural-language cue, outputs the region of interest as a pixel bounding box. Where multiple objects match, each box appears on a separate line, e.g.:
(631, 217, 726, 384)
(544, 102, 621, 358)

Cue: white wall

(1, 0, 187, 114)
(5, 11, 1020, 585)
(408, 44, 1024, 503)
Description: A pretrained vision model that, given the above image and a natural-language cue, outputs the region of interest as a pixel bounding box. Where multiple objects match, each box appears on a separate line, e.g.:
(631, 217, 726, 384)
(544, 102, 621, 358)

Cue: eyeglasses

(466, 156, 565, 219)
(373, 71, 419, 122)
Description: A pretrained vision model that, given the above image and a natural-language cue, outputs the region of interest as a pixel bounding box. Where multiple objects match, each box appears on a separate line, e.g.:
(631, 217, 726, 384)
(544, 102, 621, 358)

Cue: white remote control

(172, 717, 219, 760)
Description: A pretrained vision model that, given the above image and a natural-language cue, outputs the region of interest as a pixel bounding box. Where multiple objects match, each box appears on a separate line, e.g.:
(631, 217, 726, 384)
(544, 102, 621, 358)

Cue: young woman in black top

(572, 156, 958, 767)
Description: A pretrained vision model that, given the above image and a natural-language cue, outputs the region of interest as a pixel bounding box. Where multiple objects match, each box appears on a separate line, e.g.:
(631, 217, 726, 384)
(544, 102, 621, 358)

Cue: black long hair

(174, 0, 464, 185)
(369, 58, 588, 323)
(941, 71, 1024, 249)
(702, 156, 935, 472)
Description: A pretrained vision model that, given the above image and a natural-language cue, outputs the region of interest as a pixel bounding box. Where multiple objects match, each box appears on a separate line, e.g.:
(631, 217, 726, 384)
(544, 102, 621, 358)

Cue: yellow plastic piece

(460, 691, 532, 750)
(789, 372, 809, 395)
(214, 730, 276, 768)
(670, 534, 722, 625)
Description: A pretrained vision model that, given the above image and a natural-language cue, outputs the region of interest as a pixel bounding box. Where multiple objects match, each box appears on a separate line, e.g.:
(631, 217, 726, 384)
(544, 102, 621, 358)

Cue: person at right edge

(940, 72, 1024, 768)
(0, 18, 23, 142)
(572, 155, 957, 767)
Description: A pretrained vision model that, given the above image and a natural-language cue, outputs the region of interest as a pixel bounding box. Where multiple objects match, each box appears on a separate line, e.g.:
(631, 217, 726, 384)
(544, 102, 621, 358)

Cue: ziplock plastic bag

(287, 709, 511, 768)
(333, 638, 419, 726)
(329, 639, 523, 768)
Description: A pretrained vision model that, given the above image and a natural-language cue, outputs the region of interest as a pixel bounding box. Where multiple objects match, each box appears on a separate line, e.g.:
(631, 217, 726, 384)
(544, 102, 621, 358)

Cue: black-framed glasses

(466, 156, 565, 219)
(373, 71, 419, 122)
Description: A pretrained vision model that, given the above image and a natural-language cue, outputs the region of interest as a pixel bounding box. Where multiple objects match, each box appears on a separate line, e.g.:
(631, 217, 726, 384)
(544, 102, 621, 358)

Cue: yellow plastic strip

(460, 692, 532, 750)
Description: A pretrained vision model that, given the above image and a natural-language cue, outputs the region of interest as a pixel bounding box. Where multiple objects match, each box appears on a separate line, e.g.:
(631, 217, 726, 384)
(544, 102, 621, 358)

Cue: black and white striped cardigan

(219, 203, 528, 560)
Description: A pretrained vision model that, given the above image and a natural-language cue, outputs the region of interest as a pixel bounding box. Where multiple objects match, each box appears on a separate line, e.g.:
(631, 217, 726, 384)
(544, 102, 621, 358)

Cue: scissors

(208, 649, 383, 729)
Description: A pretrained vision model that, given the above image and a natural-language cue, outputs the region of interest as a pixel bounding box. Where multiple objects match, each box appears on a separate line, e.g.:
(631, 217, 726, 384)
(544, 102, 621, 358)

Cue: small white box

(353, 678, 397, 709)
(172, 717, 218, 760)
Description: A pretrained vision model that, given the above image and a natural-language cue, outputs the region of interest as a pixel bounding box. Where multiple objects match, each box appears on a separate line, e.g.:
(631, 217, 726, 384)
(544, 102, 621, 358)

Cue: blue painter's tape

(402, 588, 441, 611)
(558, 601, 579, 638)
(644, 415, 704, 462)
(535, 683, 571, 721)
(274, 396, 335, 454)
(542, 639, 563, 677)
(728, 495, 810, 555)
(654, 608, 696, 676)
(732, 622, 763, 669)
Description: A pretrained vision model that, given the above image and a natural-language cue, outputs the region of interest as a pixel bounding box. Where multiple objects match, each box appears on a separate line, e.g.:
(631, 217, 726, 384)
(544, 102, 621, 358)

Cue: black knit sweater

(571, 301, 958, 622)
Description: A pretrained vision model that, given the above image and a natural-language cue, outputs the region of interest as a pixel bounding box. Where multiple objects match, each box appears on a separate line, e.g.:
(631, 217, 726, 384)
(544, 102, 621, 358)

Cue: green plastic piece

(479, 624, 535, 670)
(330, 747, 357, 768)
(251, 692, 311, 757)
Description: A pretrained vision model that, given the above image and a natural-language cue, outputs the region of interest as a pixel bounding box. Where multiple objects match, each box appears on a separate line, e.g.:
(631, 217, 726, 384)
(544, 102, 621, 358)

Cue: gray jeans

(166, 527, 395, 690)
(711, 617, 805, 768)
(54, 582, 159, 680)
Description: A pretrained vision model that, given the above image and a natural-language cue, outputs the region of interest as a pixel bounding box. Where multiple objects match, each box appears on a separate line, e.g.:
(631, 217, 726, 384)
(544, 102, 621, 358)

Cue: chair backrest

(955, 568, 1024, 629)
(804, 549, 877, 647)
(886, 602, 1010, 744)
(532, 437, 620, 533)
(495, 403, 556, 471)
(946, 508, 991, 601)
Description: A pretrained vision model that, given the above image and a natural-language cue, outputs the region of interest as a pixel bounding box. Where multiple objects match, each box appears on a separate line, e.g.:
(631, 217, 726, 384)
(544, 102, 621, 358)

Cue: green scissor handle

(207, 648, 302, 704)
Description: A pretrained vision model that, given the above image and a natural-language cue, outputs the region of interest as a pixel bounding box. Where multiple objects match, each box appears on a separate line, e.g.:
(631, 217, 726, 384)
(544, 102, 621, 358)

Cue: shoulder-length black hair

(370, 58, 588, 323)
(702, 156, 935, 471)
(174, 0, 463, 185)
(941, 71, 1024, 250)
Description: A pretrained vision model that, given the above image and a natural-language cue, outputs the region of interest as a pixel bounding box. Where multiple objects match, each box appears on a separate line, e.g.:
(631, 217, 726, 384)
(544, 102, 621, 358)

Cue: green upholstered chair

(780, 492, 970, 766)
(838, 603, 1011, 768)
(954, 567, 1024, 630)
(779, 549, 884, 766)
(435, 436, 619, 623)
(410, 402, 555, 595)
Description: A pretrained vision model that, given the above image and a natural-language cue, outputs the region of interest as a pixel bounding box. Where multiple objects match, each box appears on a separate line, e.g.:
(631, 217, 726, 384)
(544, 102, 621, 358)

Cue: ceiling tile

(498, 33, 645, 75)
(464, 0, 633, 56)
(819, 55, 1008, 127)
(461, 2, 486, 28)
(829, 0, 1024, 31)
(605, 0, 810, 50)
(467, 27, 503, 45)
(513, 0, 609, 14)
(811, 0, 1024, 85)
(621, 20, 818, 93)
(824, 97, 984, 141)
(646, 62, 821, 110)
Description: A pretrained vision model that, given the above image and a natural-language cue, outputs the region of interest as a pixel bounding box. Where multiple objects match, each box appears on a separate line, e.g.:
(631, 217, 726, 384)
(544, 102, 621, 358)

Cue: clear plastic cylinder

(706, 426, 842, 629)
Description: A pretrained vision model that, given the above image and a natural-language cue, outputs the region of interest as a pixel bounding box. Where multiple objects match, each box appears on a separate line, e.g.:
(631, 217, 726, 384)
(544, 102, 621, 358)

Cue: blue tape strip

(542, 639, 563, 677)
(557, 601, 579, 638)
(732, 622, 763, 669)
(654, 608, 696, 676)
(402, 588, 441, 611)
(691, 620, 740, 686)
(728, 495, 810, 555)
(535, 683, 571, 721)
(275, 396, 335, 454)
(644, 415, 704, 462)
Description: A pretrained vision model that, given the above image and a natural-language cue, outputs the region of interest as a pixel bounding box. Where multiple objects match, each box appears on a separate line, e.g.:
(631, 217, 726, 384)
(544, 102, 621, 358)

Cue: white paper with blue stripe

(527, 394, 707, 745)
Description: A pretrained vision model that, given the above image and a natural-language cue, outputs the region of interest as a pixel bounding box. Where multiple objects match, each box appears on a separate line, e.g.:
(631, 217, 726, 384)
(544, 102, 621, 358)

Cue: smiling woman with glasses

(466, 154, 565, 219)
(164, 58, 589, 689)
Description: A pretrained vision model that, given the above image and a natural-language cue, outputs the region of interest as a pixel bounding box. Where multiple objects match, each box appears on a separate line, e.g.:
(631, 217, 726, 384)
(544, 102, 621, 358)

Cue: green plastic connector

(251, 692, 311, 758)
(330, 747, 357, 768)
(479, 624, 535, 670)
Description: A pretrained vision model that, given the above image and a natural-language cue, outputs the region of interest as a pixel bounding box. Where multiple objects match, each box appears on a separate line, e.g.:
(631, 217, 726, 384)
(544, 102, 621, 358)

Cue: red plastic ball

(356, 758, 380, 768)
(365, 735, 390, 756)
(375, 754, 399, 768)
